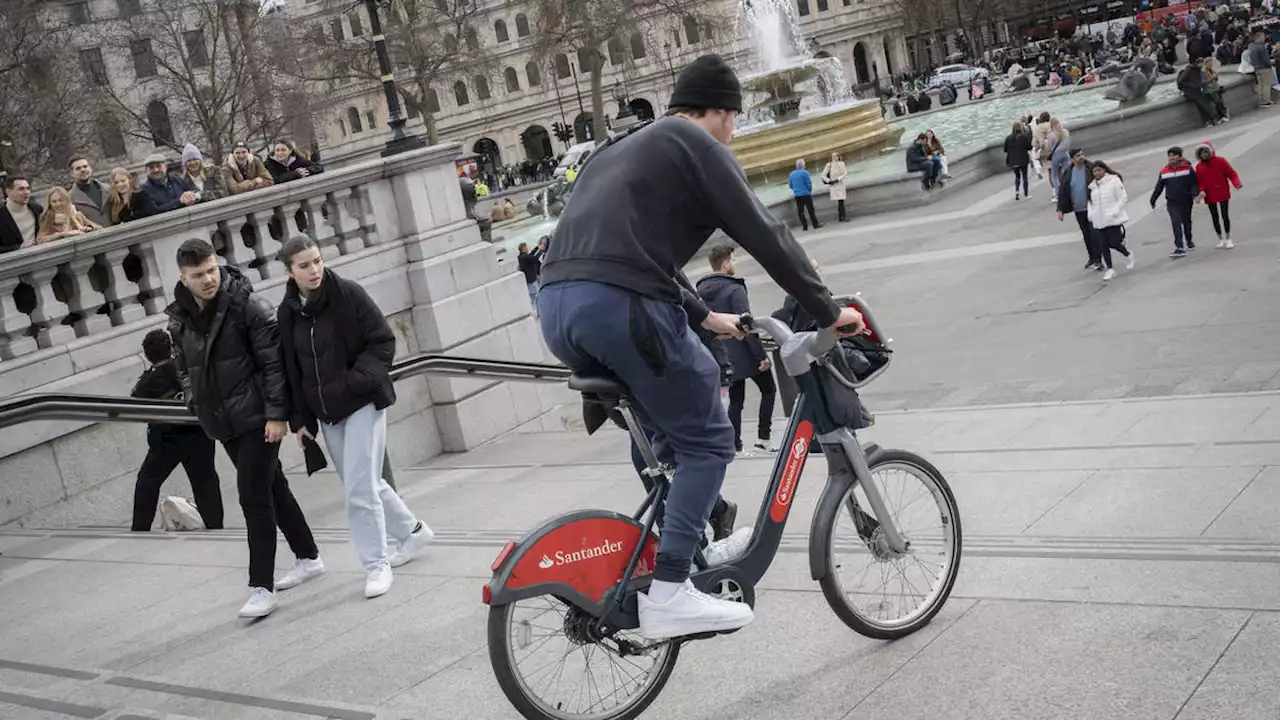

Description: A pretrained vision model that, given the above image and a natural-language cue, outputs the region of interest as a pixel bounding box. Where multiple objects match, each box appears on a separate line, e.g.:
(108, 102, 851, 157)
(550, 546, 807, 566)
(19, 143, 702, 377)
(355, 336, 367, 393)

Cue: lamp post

(363, 0, 426, 157)
(612, 79, 638, 132)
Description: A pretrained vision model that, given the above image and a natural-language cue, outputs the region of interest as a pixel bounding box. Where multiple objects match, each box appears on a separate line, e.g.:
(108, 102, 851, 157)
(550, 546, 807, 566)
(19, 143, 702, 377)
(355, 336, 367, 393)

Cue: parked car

(552, 141, 594, 179)
(929, 64, 990, 88)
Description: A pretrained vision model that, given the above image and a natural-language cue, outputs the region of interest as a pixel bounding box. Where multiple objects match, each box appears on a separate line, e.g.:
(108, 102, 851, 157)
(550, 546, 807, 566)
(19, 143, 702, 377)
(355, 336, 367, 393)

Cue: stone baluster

(307, 194, 337, 249)
(64, 257, 112, 337)
(327, 189, 362, 258)
(0, 276, 39, 360)
(99, 249, 147, 324)
(213, 220, 244, 269)
(131, 244, 166, 315)
(247, 210, 283, 279)
(313, 193, 360, 256)
(355, 186, 382, 246)
(24, 266, 76, 349)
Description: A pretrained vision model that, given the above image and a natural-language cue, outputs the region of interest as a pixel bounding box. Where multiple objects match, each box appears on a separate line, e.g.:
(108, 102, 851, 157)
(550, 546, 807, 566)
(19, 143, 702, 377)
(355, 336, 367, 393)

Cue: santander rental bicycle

(482, 295, 963, 720)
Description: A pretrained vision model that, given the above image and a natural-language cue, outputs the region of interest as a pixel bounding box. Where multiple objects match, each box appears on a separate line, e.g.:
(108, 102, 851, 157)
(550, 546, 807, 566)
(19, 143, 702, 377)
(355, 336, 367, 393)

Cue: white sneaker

(1126, 252, 1136, 270)
(734, 449, 754, 460)
(389, 522, 434, 568)
(275, 557, 324, 591)
(365, 563, 393, 598)
(704, 527, 752, 566)
(238, 587, 277, 618)
(1216, 237, 1227, 249)
(753, 439, 779, 454)
(1025, 193, 1033, 200)
(1102, 268, 1117, 281)
(637, 580, 755, 640)
(1224, 238, 1235, 249)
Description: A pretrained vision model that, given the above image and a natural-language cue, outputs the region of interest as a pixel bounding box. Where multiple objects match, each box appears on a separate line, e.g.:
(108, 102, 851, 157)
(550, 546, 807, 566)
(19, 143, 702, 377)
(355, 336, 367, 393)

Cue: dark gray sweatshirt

(539, 117, 841, 328)
(1248, 42, 1273, 70)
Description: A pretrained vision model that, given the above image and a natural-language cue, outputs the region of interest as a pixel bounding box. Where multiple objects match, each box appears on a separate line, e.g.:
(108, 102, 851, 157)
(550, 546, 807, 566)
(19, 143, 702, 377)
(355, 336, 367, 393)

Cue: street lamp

(362, 0, 426, 157)
(612, 79, 637, 131)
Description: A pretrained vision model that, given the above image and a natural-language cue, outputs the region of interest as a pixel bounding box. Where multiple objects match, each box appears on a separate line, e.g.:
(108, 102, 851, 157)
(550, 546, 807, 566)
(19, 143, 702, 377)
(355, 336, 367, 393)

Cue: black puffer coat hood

(278, 268, 396, 430)
(166, 264, 288, 441)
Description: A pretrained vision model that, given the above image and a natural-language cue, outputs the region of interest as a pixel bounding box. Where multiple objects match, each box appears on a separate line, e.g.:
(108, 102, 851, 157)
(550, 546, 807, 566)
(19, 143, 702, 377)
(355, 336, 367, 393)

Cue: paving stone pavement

(4, 114, 1280, 719)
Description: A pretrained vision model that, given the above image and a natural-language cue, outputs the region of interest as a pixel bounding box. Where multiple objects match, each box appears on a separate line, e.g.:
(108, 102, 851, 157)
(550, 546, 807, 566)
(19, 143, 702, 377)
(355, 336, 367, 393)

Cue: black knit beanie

(670, 55, 743, 113)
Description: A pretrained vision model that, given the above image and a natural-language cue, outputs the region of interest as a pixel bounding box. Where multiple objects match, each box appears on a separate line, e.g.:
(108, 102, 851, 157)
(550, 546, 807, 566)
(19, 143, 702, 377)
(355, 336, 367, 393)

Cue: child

(1193, 142, 1243, 248)
(130, 329, 224, 532)
(1149, 146, 1201, 259)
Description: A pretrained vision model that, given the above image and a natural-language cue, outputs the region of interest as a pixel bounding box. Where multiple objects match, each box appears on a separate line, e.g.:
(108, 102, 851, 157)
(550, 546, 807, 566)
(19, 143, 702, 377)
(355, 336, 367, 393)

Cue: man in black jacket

(135, 154, 197, 218)
(167, 239, 320, 619)
(537, 54, 864, 640)
(516, 240, 543, 310)
(696, 245, 778, 457)
(276, 237, 432, 600)
(0, 176, 41, 253)
(905, 134, 942, 190)
(130, 329, 224, 531)
(1055, 149, 1101, 269)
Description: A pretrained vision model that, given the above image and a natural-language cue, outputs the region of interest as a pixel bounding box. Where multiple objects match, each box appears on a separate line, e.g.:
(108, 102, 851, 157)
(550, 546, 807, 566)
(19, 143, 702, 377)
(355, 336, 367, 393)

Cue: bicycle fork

(820, 428, 911, 554)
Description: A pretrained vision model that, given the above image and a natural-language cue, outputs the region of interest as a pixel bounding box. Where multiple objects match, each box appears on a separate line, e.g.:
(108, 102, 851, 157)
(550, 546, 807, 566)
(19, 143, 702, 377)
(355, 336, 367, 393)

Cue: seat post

(617, 400, 665, 478)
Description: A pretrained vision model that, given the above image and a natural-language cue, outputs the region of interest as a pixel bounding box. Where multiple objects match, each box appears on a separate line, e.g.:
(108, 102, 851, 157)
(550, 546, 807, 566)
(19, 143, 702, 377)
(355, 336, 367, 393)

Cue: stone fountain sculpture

(1103, 57, 1158, 104)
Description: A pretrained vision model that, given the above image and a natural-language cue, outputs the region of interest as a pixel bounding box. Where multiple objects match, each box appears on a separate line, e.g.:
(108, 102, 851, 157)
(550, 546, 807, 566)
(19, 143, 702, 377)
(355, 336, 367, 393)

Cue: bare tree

(291, 0, 489, 146)
(85, 0, 288, 162)
(0, 0, 96, 184)
(528, 0, 731, 145)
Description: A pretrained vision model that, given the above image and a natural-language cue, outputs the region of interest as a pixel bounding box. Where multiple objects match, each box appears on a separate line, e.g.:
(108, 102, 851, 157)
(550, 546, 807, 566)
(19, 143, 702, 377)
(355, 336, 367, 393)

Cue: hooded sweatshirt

(1150, 156, 1201, 207)
(694, 272, 768, 382)
(1193, 142, 1241, 205)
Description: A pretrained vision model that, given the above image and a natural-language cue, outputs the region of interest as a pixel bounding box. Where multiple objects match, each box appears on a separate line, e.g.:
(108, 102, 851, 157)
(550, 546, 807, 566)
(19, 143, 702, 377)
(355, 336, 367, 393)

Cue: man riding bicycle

(537, 54, 865, 641)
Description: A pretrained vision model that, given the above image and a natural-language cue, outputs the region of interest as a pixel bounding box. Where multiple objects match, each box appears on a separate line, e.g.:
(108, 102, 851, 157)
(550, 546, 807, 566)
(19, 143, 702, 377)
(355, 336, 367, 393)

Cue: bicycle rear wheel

(488, 595, 680, 720)
(815, 449, 962, 640)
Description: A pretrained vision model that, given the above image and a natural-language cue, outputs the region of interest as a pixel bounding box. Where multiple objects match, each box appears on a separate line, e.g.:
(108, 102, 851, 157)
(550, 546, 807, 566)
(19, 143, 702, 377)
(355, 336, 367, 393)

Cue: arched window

(99, 114, 126, 158)
(577, 46, 597, 73)
(435, 0, 447, 11)
(454, 81, 469, 106)
(444, 33, 457, 53)
(630, 32, 646, 60)
(406, 100, 420, 119)
(504, 66, 520, 92)
(465, 26, 479, 51)
(475, 75, 491, 100)
(427, 87, 441, 113)
(554, 53, 570, 79)
(147, 100, 173, 147)
(515, 13, 530, 37)
(347, 106, 364, 133)
(683, 16, 700, 45)
(494, 19, 509, 42)
(608, 37, 625, 65)
(526, 61, 541, 86)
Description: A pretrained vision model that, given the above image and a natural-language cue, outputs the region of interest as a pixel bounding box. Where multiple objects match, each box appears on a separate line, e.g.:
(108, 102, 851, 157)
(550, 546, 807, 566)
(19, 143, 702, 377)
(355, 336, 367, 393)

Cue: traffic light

(552, 122, 574, 143)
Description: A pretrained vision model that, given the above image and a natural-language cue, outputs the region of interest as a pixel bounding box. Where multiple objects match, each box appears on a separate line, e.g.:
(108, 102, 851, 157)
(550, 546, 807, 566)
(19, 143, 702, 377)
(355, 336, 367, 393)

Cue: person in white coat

(822, 152, 848, 222)
(1086, 160, 1136, 281)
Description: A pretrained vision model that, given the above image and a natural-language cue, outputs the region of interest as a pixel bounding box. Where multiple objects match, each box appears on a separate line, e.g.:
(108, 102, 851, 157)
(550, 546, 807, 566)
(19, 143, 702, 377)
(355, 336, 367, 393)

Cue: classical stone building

(288, 0, 911, 173)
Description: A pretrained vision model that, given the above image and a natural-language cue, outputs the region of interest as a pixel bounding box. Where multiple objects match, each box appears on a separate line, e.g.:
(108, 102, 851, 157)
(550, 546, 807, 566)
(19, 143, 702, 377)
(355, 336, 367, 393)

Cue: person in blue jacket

(134, 153, 197, 218)
(788, 159, 821, 230)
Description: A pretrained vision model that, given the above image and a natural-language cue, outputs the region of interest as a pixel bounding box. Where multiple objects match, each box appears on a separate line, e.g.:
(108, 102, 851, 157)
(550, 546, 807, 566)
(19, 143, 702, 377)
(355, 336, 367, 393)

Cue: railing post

(65, 257, 112, 337)
(248, 210, 282, 278)
(0, 276, 38, 359)
(25, 267, 76, 348)
(133, 244, 167, 315)
(102, 248, 148, 324)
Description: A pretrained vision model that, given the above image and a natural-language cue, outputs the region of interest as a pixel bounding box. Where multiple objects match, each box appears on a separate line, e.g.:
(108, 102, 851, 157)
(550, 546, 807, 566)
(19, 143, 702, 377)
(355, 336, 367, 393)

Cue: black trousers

(1186, 92, 1219, 123)
(1168, 202, 1194, 249)
(794, 195, 820, 229)
(1096, 225, 1131, 269)
(1207, 199, 1231, 236)
(132, 428, 225, 531)
(727, 370, 778, 451)
(836, 199, 847, 221)
(223, 430, 319, 590)
(1075, 211, 1099, 265)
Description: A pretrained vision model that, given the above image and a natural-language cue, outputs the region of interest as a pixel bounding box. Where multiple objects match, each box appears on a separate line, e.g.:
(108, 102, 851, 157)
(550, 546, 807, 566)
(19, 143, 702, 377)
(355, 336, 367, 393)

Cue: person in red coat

(1194, 142, 1243, 249)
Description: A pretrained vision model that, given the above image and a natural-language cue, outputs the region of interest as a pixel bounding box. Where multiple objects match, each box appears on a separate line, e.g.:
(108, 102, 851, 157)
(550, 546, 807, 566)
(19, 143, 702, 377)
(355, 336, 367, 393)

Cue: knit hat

(232, 141, 249, 151)
(181, 144, 203, 164)
(670, 55, 743, 113)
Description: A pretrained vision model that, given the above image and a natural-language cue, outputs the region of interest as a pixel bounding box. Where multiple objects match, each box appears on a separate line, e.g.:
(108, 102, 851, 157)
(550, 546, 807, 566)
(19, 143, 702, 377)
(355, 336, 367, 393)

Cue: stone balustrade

(0, 142, 573, 529)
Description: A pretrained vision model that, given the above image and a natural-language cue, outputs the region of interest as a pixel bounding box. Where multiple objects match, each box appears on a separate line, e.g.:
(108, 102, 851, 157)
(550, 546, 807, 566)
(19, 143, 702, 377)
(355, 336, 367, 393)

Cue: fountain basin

(731, 99, 905, 184)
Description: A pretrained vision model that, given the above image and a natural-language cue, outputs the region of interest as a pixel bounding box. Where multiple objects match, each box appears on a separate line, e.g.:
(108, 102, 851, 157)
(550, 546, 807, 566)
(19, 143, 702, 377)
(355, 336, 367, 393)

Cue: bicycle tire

(814, 448, 962, 640)
(488, 598, 681, 720)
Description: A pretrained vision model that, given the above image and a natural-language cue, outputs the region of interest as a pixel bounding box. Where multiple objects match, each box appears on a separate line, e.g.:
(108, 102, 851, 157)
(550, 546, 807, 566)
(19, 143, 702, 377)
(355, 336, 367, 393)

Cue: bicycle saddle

(567, 373, 629, 399)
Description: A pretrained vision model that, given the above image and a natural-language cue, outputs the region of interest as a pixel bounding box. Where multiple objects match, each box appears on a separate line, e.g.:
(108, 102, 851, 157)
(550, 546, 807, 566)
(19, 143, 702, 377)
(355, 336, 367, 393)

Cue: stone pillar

(871, 35, 890, 86)
(249, 211, 284, 276)
(132, 244, 167, 315)
(25, 267, 76, 348)
(0, 276, 38, 359)
(64, 257, 112, 337)
(100, 249, 147, 325)
(326, 189, 364, 255)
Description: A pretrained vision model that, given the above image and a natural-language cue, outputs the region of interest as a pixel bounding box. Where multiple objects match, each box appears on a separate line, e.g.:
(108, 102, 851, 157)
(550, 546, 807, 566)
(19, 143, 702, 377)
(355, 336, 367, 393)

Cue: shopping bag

(1239, 55, 1255, 74)
(159, 496, 205, 531)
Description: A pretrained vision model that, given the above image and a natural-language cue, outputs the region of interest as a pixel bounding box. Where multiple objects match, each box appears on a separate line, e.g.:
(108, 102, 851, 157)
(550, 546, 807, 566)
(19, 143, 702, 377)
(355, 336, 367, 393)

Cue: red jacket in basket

(1194, 142, 1242, 205)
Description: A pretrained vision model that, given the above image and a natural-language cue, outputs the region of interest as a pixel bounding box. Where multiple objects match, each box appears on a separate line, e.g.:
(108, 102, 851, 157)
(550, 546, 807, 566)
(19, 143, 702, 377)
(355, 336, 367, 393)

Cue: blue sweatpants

(538, 281, 735, 582)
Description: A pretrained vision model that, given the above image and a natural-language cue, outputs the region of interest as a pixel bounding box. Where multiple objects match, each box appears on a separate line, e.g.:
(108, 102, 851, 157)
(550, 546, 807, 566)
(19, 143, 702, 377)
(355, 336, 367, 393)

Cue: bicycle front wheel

(488, 595, 680, 720)
(816, 449, 962, 640)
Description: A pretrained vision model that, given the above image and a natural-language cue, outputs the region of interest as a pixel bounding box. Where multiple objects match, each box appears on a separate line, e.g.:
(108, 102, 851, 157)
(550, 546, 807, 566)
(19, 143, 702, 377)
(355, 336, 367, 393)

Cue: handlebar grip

(737, 313, 754, 332)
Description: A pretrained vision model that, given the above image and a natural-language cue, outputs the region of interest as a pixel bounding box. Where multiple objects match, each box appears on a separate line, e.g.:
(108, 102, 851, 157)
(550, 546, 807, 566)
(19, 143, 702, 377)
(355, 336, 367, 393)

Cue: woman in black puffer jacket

(276, 236, 432, 600)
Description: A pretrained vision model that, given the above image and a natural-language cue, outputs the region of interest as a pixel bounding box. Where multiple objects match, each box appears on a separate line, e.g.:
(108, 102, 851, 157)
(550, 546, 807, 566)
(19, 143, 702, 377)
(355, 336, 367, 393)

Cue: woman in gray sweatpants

(277, 237, 433, 599)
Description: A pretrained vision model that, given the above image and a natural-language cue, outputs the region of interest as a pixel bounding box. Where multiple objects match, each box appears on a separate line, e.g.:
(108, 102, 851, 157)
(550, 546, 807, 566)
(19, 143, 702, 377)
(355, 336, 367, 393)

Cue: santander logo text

(538, 540, 625, 569)
(770, 421, 813, 523)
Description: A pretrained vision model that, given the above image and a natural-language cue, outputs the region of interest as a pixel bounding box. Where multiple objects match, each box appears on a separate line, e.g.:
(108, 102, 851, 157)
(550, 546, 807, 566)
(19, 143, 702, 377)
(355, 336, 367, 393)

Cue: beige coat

(222, 155, 274, 195)
(823, 161, 848, 202)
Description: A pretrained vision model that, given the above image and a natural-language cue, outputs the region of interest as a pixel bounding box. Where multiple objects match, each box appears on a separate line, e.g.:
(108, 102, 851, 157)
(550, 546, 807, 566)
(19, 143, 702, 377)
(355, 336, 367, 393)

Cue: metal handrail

(0, 355, 572, 430)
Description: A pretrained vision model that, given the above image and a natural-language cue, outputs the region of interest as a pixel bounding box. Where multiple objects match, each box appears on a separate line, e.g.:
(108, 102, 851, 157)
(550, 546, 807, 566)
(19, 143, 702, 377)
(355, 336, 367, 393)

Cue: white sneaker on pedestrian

(389, 522, 434, 568)
(238, 587, 277, 618)
(734, 449, 754, 460)
(1025, 193, 1033, 200)
(365, 563, 394, 598)
(1126, 252, 1136, 270)
(753, 439, 779, 454)
(704, 527, 752, 566)
(275, 557, 324, 591)
(1224, 238, 1235, 249)
(638, 580, 755, 640)
(1216, 237, 1227, 249)
(1102, 268, 1117, 281)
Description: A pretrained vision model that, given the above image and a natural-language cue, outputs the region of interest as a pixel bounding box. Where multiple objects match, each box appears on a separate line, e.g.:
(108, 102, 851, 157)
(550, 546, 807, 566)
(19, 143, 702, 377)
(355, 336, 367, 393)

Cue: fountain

(728, 0, 903, 183)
